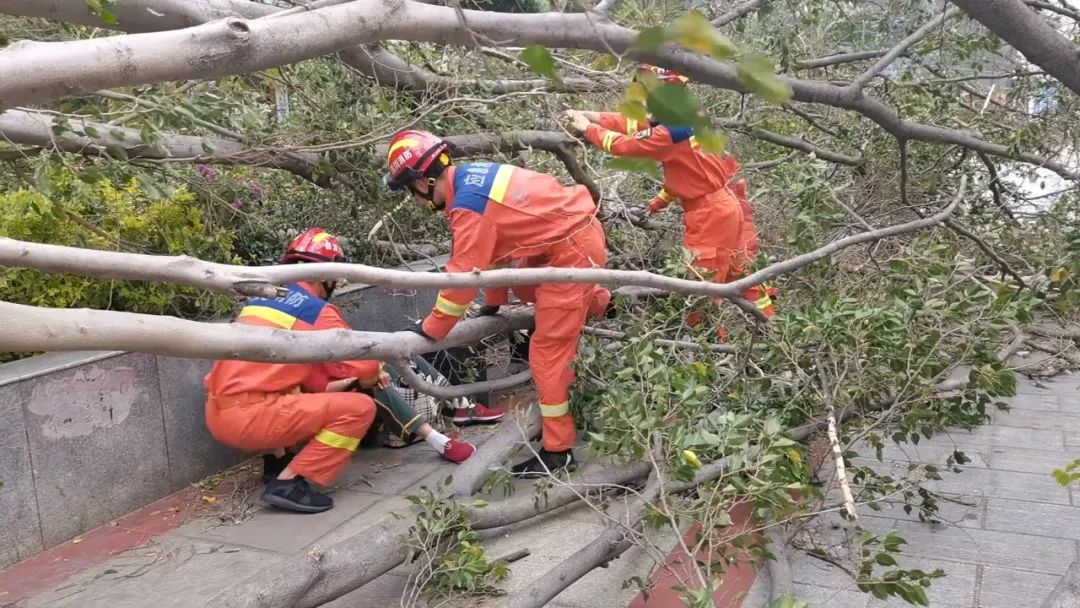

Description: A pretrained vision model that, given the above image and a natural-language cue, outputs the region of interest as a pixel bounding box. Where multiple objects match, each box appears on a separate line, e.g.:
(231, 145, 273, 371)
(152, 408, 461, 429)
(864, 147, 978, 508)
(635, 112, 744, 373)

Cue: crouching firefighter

(383, 129, 611, 477)
(203, 228, 474, 513)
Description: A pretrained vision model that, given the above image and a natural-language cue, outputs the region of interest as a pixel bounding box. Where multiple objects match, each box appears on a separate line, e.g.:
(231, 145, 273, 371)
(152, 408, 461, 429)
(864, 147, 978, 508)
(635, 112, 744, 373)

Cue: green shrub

(0, 169, 238, 361)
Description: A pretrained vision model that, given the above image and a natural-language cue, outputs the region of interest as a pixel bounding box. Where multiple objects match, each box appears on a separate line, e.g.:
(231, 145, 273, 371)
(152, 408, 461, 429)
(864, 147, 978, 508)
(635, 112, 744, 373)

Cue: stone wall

(0, 255, 448, 569)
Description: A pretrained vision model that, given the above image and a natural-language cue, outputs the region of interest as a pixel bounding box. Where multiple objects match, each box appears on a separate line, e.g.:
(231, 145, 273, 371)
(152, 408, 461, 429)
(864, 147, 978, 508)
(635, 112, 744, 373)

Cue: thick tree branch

(723, 121, 862, 166)
(710, 0, 768, 27)
(1025, 0, 1080, 24)
(0, 186, 962, 321)
(391, 359, 533, 399)
(0, 301, 535, 363)
(793, 50, 888, 71)
(583, 326, 738, 353)
(1, 0, 1071, 179)
(952, 0, 1080, 97)
(849, 7, 960, 91)
(0, 109, 328, 183)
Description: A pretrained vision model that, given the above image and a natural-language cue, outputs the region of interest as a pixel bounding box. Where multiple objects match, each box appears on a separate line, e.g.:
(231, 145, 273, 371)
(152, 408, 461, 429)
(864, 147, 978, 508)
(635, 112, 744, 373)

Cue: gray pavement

(759, 372, 1080, 608)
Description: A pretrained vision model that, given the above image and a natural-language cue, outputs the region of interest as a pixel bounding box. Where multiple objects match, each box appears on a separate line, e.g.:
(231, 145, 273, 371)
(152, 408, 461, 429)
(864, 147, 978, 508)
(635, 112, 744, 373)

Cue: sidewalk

(748, 372, 1080, 608)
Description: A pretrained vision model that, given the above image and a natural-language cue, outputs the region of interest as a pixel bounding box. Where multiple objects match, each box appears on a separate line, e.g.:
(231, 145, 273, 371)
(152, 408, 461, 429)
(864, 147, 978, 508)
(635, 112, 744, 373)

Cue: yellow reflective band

(689, 135, 700, 149)
(601, 131, 617, 152)
(657, 189, 674, 202)
(489, 165, 515, 204)
(755, 295, 774, 309)
(315, 429, 360, 451)
(625, 118, 639, 134)
(435, 294, 469, 317)
(238, 305, 297, 329)
(312, 232, 331, 243)
(540, 401, 570, 417)
(387, 137, 419, 161)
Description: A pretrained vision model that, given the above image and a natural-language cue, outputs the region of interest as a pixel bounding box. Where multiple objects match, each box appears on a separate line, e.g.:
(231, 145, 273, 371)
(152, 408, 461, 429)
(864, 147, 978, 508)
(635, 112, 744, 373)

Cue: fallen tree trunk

(208, 457, 653, 608)
(0, 109, 328, 182)
(0, 183, 964, 325)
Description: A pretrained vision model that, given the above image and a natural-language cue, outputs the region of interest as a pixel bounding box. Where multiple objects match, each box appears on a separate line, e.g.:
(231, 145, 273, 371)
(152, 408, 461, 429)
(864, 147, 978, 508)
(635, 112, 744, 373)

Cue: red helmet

(636, 64, 690, 86)
(281, 228, 345, 264)
(383, 129, 454, 192)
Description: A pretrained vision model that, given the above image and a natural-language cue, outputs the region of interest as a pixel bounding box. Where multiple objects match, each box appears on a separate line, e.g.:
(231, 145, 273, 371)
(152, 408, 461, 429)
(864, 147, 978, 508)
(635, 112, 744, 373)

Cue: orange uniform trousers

(205, 390, 376, 486)
(682, 188, 774, 331)
(500, 218, 607, 452)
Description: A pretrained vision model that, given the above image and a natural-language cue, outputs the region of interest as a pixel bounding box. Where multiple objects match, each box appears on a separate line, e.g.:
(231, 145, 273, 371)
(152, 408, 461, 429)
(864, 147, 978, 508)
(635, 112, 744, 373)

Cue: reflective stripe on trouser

(205, 391, 375, 486)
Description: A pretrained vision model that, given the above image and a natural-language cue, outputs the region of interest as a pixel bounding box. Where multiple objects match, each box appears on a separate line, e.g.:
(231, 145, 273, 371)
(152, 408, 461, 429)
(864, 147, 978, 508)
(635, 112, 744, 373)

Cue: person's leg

(410, 355, 505, 425)
(369, 384, 476, 462)
(262, 391, 377, 513)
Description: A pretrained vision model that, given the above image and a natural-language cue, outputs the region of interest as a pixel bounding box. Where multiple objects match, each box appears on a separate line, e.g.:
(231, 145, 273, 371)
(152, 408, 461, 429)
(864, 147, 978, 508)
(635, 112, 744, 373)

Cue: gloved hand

(645, 197, 667, 215)
(406, 322, 436, 342)
(477, 305, 501, 316)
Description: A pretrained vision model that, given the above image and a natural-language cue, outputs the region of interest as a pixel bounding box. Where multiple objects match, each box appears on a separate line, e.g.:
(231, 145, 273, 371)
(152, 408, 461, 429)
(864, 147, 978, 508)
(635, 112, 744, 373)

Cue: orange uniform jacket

(204, 282, 382, 397)
(585, 113, 737, 208)
(421, 162, 599, 340)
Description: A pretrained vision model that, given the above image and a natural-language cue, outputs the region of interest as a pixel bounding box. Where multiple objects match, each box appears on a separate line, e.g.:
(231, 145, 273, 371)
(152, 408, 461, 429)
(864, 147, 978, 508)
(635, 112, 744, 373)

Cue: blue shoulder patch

(248, 284, 326, 325)
(666, 126, 695, 143)
(452, 162, 498, 214)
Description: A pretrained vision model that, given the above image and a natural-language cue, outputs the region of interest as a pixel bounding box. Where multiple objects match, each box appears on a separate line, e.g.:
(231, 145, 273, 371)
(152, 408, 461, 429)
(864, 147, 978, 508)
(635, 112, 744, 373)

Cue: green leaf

(100, 7, 118, 25)
(1053, 469, 1073, 486)
(520, 45, 562, 84)
(693, 127, 728, 154)
(735, 53, 792, 104)
(82, 125, 100, 138)
(629, 27, 669, 53)
(670, 10, 736, 59)
(646, 83, 700, 126)
(605, 157, 660, 179)
(763, 416, 781, 436)
(875, 552, 897, 566)
(617, 100, 649, 125)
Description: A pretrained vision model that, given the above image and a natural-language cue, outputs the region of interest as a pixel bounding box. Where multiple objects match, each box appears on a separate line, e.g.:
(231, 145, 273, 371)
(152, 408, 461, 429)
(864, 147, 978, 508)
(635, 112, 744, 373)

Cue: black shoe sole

(262, 491, 334, 514)
(452, 417, 505, 427)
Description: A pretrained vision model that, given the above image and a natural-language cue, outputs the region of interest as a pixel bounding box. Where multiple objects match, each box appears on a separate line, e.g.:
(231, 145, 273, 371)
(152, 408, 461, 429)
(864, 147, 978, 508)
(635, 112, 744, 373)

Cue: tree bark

(0, 0, 1074, 179)
(209, 461, 652, 608)
(952, 0, 1080, 97)
(0, 184, 963, 319)
(0, 300, 535, 363)
(0, 109, 327, 182)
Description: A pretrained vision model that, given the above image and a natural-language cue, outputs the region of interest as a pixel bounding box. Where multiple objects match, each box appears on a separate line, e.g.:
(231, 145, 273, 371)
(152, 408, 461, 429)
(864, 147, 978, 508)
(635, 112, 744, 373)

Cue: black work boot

(511, 448, 576, 479)
(260, 452, 295, 484)
(262, 477, 334, 513)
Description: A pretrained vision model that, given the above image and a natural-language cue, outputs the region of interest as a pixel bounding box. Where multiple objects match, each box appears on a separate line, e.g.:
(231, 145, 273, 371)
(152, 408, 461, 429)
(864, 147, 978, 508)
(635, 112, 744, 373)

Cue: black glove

(406, 322, 436, 341)
(477, 305, 501, 316)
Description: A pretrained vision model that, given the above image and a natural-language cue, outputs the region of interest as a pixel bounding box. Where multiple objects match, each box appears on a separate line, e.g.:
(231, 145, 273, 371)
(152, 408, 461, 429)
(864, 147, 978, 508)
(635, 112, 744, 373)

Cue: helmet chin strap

(410, 176, 443, 211)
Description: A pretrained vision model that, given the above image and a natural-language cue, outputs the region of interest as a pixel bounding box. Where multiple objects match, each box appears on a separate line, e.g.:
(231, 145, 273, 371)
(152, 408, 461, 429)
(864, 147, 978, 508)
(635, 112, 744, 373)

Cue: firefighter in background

(565, 64, 775, 333)
(204, 228, 475, 514)
(383, 129, 610, 477)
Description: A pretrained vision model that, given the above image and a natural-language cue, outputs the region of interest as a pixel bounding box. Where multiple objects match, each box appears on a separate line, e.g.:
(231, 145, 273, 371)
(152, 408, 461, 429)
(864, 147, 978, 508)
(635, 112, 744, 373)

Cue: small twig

(815, 353, 857, 521)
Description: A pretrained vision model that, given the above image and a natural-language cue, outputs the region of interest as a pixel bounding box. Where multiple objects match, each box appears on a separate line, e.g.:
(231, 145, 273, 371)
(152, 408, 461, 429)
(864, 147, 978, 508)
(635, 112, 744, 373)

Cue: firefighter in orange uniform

(204, 228, 475, 513)
(383, 129, 609, 476)
(565, 65, 775, 330)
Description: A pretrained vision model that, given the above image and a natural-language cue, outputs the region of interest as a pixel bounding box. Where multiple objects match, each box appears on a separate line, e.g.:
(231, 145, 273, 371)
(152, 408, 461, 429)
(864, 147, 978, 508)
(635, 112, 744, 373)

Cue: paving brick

(978, 565, 1061, 607)
(925, 466, 1071, 505)
(1007, 393, 1060, 411)
(309, 495, 414, 548)
(983, 497, 1080, 540)
(335, 445, 454, 495)
(790, 583, 870, 607)
(865, 555, 976, 608)
(986, 445, 1080, 475)
(951, 425, 1064, 450)
(1015, 379, 1060, 396)
(22, 537, 283, 608)
(1057, 395, 1080, 414)
(873, 440, 990, 469)
(0, 380, 44, 569)
(174, 488, 383, 554)
(888, 519, 1075, 575)
(987, 408, 1080, 433)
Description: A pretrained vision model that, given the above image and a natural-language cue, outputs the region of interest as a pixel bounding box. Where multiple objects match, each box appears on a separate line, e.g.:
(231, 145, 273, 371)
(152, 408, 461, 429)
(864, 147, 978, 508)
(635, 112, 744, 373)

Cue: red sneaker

(453, 403, 507, 426)
(588, 287, 612, 319)
(440, 439, 476, 463)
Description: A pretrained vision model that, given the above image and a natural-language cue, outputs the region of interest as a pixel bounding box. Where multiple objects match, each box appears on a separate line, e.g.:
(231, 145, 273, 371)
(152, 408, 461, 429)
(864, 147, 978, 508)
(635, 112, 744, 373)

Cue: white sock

(424, 430, 450, 453)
